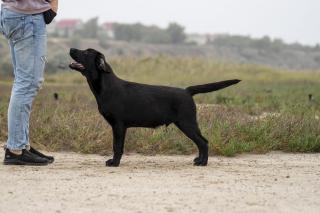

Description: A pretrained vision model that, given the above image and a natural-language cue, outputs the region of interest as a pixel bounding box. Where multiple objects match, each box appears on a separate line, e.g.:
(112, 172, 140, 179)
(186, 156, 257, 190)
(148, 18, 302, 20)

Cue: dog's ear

(95, 53, 110, 73)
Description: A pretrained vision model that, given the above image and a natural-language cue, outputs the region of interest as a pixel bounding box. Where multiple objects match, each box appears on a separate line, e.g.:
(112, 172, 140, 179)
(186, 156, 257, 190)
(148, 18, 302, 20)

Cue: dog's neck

(87, 72, 120, 101)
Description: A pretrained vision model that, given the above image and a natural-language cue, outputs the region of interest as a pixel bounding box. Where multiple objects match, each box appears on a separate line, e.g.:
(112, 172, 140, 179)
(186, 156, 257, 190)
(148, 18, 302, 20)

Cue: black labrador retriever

(69, 48, 240, 167)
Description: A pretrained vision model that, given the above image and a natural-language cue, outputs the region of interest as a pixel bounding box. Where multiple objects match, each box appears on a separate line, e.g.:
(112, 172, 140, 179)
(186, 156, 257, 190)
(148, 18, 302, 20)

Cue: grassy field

(0, 57, 320, 156)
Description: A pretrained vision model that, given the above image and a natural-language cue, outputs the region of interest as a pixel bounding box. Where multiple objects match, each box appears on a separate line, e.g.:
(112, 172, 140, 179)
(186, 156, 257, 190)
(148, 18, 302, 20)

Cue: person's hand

(50, 0, 58, 13)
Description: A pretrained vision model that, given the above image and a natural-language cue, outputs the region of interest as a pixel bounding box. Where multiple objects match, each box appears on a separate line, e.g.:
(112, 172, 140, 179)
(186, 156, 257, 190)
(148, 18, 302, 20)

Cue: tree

(80, 17, 99, 39)
(166, 23, 186, 44)
(113, 23, 144, 42)
(254, 36, 271, 50)
(142, 26, 170, 44)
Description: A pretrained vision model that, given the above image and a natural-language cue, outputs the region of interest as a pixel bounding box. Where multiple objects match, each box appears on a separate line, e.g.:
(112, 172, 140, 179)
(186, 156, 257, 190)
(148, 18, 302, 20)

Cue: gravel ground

(0, 151, 320, 213)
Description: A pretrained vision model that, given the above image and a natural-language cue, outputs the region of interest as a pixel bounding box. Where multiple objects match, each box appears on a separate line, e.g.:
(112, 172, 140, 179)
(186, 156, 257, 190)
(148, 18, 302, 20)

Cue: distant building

(186, 33, 227, 45)
(55, 19, 83, 37)
(100, 22, 115, 39)
(186, 34, 207, 45)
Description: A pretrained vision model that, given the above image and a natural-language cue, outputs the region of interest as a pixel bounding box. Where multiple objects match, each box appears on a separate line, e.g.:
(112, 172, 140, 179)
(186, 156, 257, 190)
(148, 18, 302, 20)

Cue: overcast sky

(58, 0, 319, 45)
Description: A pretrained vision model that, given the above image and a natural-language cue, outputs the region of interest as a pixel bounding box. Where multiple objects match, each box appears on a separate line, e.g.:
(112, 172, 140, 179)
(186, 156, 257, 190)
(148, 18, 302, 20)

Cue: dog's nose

(70, 48, 77, 55)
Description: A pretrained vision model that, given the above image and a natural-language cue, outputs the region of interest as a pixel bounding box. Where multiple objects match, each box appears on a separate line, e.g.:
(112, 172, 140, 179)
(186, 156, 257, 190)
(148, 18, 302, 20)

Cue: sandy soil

(0, 151, 319, 213)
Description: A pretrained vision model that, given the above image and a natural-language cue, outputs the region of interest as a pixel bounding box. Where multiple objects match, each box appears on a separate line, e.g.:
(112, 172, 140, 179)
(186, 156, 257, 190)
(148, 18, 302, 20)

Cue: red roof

(56, 19, 82, 29)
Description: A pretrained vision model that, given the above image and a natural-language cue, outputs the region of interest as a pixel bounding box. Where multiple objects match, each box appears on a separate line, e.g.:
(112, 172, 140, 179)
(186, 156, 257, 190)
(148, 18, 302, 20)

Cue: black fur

(69, 48, 241, 167)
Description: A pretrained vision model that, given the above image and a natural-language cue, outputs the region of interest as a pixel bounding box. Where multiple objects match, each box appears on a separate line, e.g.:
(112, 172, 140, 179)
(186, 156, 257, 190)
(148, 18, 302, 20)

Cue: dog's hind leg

(106, 122, 127, 167)
(193, 133, 209, 165)
(175, 121, 208, 166)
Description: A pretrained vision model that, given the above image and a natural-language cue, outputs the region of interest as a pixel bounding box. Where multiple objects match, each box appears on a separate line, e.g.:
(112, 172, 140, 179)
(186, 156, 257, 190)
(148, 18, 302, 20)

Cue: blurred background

(0, 0, 319, 155)
(2, 0, 320, 75)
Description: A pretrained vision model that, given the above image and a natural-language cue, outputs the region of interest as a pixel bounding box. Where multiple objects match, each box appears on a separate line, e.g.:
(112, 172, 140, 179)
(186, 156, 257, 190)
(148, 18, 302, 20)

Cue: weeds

(0, 57, 319, 156)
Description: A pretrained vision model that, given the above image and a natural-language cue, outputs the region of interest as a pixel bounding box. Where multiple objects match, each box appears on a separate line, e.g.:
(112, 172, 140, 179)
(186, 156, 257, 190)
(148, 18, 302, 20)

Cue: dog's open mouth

(69, 62, 85, 70)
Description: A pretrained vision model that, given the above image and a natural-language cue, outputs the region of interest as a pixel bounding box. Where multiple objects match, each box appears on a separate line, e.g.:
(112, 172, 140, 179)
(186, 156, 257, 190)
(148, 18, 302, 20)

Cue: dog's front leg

(106, 122, 127, 167)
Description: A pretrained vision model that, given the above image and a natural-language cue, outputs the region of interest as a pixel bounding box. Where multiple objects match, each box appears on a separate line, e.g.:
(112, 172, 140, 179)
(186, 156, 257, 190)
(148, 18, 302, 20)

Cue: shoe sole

(3, 159, 49, 166)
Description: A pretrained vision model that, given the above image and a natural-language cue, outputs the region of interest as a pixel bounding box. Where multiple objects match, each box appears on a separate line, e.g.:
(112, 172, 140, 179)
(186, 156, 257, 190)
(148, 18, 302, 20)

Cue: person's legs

(3, 9, 46, 151)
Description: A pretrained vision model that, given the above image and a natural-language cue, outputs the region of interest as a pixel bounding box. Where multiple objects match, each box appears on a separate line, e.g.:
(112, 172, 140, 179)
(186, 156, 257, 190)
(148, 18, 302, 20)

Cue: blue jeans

(0, 8, 47, 150)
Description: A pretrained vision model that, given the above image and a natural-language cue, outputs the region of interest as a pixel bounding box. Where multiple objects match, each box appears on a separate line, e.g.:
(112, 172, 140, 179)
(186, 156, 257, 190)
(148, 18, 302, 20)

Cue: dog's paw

(193, 159, 208, 166)
(193, 157, 200, 163)
(105, 159, 120, 167)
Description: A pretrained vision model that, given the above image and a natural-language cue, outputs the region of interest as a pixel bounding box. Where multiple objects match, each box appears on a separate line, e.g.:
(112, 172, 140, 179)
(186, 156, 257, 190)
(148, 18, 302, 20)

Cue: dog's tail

(186, 79, 241, 96)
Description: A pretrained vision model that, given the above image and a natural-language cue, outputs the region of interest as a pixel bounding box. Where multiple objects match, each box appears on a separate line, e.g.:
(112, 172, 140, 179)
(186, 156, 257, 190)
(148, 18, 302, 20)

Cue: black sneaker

(29, 146, 54, 164)
(3, 149, 49, 166)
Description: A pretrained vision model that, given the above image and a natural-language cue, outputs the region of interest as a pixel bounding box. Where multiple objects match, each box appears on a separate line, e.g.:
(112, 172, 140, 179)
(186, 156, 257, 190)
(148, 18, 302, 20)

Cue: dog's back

(101, 80, 195, 128)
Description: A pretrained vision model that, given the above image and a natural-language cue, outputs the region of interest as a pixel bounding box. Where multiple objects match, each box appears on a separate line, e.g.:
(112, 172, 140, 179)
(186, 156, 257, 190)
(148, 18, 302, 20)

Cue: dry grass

(0, 57, 319, 156)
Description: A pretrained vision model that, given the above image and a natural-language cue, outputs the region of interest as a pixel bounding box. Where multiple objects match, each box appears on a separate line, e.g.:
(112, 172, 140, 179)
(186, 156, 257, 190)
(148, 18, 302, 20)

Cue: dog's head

(69, 48, 112, 80)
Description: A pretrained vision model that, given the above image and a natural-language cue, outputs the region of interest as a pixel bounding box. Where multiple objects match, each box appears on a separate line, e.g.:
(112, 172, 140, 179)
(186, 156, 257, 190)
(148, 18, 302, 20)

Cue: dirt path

(0, 151, 319, 213)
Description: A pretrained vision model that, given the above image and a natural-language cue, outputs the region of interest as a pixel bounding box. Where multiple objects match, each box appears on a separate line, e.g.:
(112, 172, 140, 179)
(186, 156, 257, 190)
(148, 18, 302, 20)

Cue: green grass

(0, 56, 319, 156)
